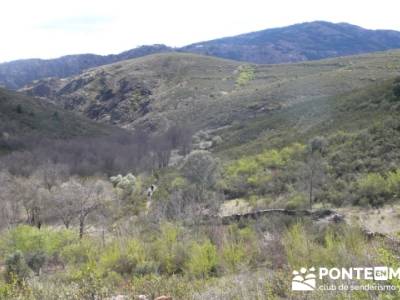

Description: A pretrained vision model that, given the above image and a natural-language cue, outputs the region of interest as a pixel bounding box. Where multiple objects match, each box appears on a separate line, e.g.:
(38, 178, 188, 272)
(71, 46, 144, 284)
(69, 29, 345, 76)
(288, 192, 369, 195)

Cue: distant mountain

(0, 45, 172, 89)
(181, 21, 400, 64)
(3, 21, 400, 90)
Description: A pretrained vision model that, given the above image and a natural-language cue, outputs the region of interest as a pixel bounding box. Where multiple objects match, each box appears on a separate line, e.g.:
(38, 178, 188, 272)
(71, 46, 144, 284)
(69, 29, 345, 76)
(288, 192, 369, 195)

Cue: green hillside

(22, 51, 400, 135)
(2, 51, 400, 299)
(0, 88, 112, 137)
(0, 88, 116, 155)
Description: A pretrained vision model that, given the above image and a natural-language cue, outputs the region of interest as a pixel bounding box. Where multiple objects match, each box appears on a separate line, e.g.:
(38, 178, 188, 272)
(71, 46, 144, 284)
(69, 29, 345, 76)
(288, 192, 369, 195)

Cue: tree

(13, 176, 46, 228)
(181, 151, 219, 210)
(393, 77, 400, 99)
(74, 178, 115, 239)
(307, 137, 327, 210)
(182, 151, 219, 189)
(33, 162, 69, 191)
(181, 151, 219, 201)
(51, 180, 80, 229)
(0, 171, 20, 228)
(151, 134, 173, 169)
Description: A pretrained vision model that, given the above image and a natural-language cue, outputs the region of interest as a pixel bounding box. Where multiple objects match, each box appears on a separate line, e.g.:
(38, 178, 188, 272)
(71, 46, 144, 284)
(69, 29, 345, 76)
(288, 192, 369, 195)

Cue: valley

(1, 21, 400, 300)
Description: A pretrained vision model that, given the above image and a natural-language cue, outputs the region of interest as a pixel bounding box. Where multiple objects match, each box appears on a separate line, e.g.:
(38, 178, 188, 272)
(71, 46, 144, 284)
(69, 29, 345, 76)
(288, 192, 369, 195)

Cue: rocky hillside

(182, 21, 400, 64)
(22, 50, 400, 137)
(0, 45, 171, 89)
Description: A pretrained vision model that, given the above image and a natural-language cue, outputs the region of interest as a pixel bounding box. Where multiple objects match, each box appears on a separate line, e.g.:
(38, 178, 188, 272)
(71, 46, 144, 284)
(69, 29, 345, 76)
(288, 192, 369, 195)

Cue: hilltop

(3, 21, 400, 89)
(183, 21, 400, 63)
(0, 44, 172, 89)
(22, 50, 400, 138)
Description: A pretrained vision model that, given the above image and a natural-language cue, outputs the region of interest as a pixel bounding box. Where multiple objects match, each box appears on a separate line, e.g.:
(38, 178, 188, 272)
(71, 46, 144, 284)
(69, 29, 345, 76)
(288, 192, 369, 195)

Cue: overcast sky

(1, 0, 399, 63)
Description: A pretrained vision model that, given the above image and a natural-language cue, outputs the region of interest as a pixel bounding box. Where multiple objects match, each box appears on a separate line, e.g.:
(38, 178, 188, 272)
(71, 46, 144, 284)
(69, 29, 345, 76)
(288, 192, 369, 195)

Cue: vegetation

(2, 48, 400, 299)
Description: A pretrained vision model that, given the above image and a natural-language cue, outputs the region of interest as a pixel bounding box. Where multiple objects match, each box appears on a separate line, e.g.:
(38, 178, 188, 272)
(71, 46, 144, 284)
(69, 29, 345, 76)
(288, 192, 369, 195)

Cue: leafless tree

(307, 136, 327, 209)
(73, 178, 115, 238)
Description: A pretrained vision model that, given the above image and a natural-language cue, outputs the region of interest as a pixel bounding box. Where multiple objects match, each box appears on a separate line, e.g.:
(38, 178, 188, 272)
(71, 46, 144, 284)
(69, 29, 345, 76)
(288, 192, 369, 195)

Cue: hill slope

(4, 21, 400, 90)
(22, 50, 400, 136)
(0, 88, 112, 145)
(0, 45, 172, 89)
(182, 21, 400, 64)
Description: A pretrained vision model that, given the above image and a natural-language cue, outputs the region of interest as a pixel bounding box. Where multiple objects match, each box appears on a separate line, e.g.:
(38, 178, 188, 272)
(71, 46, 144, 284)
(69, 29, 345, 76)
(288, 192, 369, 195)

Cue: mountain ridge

(3, 21, 400, 89)
(0, 44, 172, 89)
(182, 21, 400, 63)
(22, 50, 400, 139)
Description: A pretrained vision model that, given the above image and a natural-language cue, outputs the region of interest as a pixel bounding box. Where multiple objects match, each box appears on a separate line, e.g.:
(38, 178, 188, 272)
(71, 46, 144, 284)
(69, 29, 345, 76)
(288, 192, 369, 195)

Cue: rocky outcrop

(0, 45, 172, 89)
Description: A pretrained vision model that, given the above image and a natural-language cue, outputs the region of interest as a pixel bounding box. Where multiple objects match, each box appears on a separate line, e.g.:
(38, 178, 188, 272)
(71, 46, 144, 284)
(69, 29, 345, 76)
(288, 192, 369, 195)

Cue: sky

(1, 0, 399, 63)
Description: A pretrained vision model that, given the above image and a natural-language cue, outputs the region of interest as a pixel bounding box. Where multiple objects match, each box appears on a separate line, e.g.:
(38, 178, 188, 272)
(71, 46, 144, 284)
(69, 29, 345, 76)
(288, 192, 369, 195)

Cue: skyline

(1, 0, 400, 63)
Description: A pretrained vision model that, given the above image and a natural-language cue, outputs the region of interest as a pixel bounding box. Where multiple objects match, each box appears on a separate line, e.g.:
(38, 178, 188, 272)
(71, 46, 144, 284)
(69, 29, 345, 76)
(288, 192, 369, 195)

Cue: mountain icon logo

(292, 267, 316, 291)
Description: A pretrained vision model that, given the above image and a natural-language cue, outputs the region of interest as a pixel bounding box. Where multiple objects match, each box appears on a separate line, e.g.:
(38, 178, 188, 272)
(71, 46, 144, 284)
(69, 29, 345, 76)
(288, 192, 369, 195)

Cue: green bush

(99, 239, 146, 276)
(236, 65, 255, 86)
(153, 223, 186, 275)
(355, 169, 400, 206)
(284, 223, 370, 270)
(4, 250, 32, 284)
(61, 239, 99, 265)
(284, 194, 308, 210)
(72, 260, 109, 299)
(1, 225, 76, 257)
(220, 224, 258, 272)
(221, 244, 246, 273)
(185, 240, 218, 278)
(224, 143, 306, 196)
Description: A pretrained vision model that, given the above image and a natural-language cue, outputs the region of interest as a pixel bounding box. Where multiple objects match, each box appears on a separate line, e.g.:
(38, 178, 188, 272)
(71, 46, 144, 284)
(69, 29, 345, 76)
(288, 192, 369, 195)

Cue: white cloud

(1, 0, 399, 62)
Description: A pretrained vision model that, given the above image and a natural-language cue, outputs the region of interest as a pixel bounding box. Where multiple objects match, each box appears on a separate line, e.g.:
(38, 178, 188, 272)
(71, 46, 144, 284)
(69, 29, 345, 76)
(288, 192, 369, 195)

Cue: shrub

(99, 239, 146, 276)
(387, 169, 400, 195)
(355, 169, 400, 206)
(393, 77, 400, 99)
(356, 173, 389, 206)
(61, 239, 99, 265)
(26, 251, 46, 274)
(1, 225, 76, 257)
(153, 223, 186, 275)
(284, 223, 371, 270)
(284, 194, 308, 210)
(72, 260, 109, 299)
(220, 224, 259, 272)
(236, 65, 255, 86)
(224, 143, 306, 197)
(221, 244, 246, 273)
(185, 240, 218, 278)
(4, 250, 32, 284)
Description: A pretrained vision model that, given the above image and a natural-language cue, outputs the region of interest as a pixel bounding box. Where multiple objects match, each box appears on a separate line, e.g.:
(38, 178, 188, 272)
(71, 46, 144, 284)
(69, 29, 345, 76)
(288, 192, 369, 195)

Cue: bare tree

(0, 171, 20, 228)
(13, 176, 45, 228)
(51, 181, 79, 229)
(74, 178, 115, 238)
(307, 137, 327, 210)
(181, 150, 219, 200)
